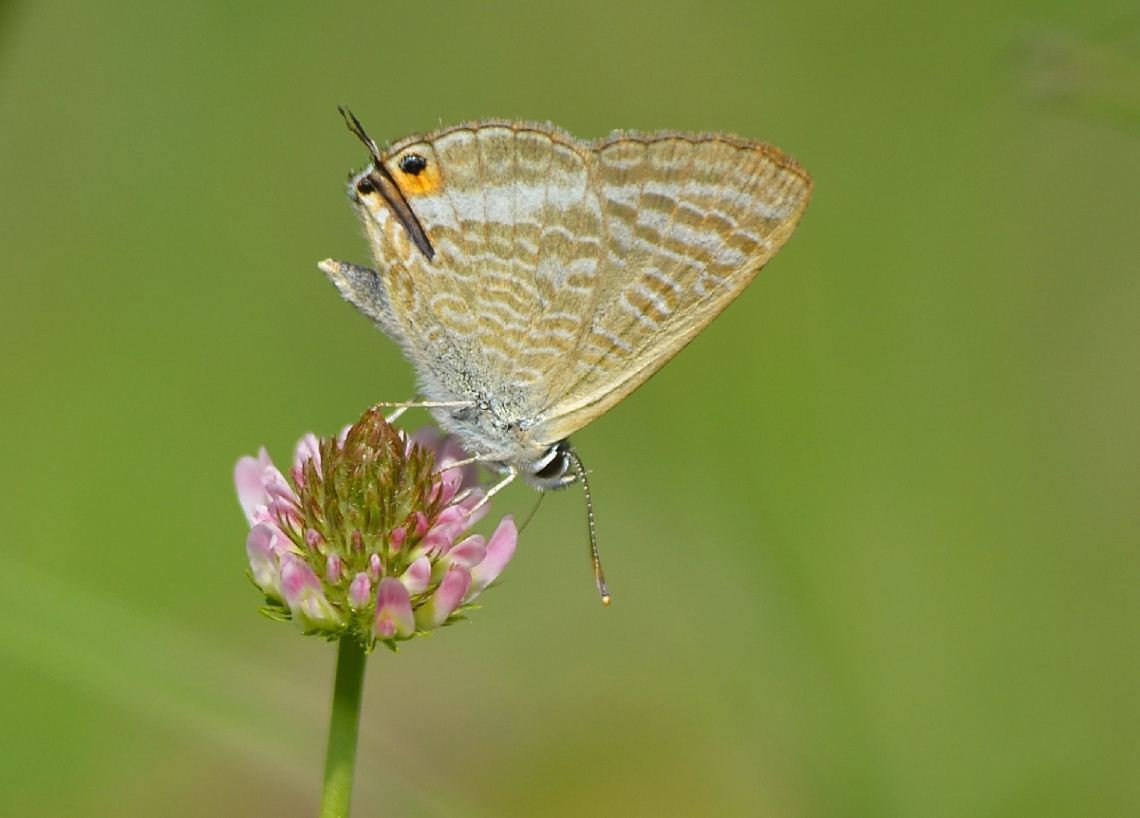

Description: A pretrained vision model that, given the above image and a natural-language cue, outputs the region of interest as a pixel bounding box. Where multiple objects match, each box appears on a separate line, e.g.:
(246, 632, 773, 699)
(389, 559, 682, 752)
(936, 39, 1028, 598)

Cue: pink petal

(408, 425, 444, 454)
(247, 519, 299, 556)
(410, 426, 479, 500)
(262, 467, 299, 508)
(375, 577, 415, 639)
(236, 448, 301, 528)
(432, 534, 484, 583)
(292, 433, 321, 473)
(420, 528, 453, 556)
(429, 505, 467, 537)
(280, 554, 342, 631)
(446, 535, 487, 569)
(433, 437, 480, 492)
(246, 523, 283, 597)
(414, 565, 471, 630)
(234, 455, 271, 524)
(326, 554, 343, 584)
(349, 573, 372, 609)
(455, 491, 490, 528)
(247, 505, 275, 527)
(400, 556, 431, 594)
(280, 554, 320, 603)
(467, 516, 518, 600)
(423, 497, 485, 548)
(266, 496, 301, 530)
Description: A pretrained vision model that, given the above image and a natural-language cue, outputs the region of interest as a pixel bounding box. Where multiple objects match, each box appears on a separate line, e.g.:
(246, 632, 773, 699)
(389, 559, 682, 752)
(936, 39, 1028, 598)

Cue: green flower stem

(320, 636, 369, 818)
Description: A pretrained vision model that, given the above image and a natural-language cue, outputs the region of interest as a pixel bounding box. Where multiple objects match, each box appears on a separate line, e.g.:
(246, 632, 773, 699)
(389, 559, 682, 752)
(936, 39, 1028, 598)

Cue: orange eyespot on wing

(388, 150, 444, 196)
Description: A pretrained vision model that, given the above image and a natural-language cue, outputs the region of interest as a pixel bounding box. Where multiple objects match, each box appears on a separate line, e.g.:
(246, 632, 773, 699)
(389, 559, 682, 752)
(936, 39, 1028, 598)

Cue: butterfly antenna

(566, 448, 610, 605)
(338, 106, 382, 164)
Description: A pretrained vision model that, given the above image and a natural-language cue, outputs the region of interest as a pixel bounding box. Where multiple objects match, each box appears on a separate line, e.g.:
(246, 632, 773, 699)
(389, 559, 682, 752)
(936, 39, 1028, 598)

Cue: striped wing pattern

(362, 121, 812, 445)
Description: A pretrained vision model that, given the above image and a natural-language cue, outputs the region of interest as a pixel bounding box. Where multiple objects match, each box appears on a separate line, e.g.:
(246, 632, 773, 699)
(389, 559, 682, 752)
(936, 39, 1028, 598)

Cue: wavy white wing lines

(532, 132, 812, 442)
(357, 121, 811, 443)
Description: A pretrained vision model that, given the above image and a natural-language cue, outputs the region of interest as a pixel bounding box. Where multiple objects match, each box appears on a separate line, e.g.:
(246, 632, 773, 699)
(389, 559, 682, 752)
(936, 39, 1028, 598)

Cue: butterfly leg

(372, 399, 476, 413)
(386, 399, 414, 424)
(455, 464, 517, 515)
(435, 453, 481, 473)
(369, 398, 477, 425)
(481, 466, 518, 501)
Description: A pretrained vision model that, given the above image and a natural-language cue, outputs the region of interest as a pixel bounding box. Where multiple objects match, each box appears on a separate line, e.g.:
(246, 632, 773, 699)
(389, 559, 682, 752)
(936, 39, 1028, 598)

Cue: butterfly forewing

(377, 127, 522, 404)
(380, 124, 606, 417)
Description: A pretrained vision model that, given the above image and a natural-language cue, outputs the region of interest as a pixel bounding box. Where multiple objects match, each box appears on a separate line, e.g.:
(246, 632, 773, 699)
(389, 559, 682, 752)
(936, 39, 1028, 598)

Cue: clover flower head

(234, 407, 517, 649)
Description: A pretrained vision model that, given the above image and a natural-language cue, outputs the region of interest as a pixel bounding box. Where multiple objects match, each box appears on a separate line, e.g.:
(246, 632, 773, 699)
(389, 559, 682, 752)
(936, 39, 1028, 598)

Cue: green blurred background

(2, 1, 1138, 815)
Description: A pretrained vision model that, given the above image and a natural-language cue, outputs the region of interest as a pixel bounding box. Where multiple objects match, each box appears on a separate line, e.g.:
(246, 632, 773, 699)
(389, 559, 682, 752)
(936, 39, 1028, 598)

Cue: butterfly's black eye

(355, 176, 376, 195)
(398, 153, 428, 176)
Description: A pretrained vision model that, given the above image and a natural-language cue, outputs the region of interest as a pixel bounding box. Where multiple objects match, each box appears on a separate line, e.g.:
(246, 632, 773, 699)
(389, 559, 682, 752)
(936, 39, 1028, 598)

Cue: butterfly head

(338, 107, 436, 261)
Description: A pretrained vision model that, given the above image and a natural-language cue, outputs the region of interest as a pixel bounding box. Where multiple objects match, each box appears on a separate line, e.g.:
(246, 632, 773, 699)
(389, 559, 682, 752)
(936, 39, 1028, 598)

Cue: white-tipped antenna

(566, 448, 610, 605)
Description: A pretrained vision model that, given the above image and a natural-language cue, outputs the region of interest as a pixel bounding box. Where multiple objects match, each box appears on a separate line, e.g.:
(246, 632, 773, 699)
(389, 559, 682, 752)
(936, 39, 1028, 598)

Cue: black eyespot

(355, 176, 376, 195)
(398, 153, 428, 176)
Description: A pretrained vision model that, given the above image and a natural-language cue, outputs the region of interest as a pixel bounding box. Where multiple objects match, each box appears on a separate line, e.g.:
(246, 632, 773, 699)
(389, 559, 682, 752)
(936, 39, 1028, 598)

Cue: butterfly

(320, 110, 812, 600)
